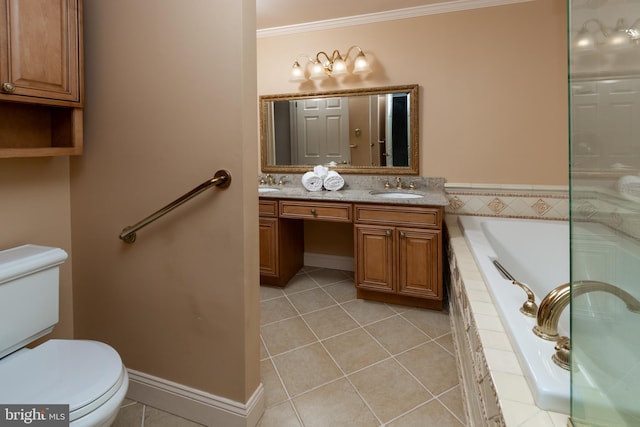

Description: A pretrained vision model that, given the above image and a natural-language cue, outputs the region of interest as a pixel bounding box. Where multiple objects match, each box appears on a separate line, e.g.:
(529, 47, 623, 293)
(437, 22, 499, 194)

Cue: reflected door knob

(1, 82, 15, 93)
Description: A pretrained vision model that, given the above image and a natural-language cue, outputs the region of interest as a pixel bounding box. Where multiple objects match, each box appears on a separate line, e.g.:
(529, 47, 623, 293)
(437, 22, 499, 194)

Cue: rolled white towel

(313, 165, 329, 180)
(302, 171, 323, 192)
(323, 170, 344, 191)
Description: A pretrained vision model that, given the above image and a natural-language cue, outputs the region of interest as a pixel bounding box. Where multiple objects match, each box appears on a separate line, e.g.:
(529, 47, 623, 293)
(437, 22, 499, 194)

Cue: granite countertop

(258, 174, 448, 207)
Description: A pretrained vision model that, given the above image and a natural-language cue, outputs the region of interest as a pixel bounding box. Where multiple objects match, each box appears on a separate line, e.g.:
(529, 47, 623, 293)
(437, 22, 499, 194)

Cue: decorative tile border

(445, 183, 569, 220)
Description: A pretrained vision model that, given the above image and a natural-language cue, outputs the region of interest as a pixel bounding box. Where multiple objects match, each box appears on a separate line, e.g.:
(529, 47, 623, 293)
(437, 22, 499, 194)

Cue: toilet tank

(0, 245, 68, 359)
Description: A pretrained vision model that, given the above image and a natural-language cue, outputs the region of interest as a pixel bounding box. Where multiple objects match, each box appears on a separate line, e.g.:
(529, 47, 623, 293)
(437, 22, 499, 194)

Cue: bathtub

(457, 215, 570, 414)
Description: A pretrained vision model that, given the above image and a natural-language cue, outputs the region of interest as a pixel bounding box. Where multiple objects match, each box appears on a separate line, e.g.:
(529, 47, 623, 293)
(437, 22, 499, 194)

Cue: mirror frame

(260, 84, 419, 175)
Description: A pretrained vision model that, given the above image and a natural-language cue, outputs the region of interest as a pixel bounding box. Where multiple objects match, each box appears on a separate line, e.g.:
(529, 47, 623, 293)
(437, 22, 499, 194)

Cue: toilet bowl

(0, 245, 129, 426)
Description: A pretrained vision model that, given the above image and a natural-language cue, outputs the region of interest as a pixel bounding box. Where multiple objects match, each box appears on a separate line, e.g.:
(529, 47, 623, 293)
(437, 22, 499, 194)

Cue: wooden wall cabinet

(0, 0, 83, 157)
(354, 204, 443, 310)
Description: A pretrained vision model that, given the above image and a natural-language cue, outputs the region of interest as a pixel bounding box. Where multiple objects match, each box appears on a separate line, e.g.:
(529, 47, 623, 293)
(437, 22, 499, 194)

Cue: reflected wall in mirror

(571, 76, 640, 175)
(260, 84, 419, 175)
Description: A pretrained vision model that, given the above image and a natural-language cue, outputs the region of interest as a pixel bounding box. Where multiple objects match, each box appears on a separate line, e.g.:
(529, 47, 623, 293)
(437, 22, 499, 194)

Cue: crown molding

(257, 0, 535, 38)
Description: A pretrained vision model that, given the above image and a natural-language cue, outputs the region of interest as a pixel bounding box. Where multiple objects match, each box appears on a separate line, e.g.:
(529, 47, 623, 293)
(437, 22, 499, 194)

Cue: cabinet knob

(310, 209, 317, 216)
(1, 82, 15, 93)
(400, 231, 406, 238)
(386, 229, 392, 236)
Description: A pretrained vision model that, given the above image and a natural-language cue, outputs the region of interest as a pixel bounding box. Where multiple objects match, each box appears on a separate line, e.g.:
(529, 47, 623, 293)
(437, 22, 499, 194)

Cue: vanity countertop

(258, 174, 448, 207)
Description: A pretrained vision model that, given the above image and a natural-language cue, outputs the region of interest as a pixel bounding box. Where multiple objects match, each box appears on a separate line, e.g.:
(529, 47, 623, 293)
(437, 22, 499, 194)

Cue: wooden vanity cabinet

(354, 204, 443, 310)
(259, 199, 303, 287)
(0, 0, 84, 157)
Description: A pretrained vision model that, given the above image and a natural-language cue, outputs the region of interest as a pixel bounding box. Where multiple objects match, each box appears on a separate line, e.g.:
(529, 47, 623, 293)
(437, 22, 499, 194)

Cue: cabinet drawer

(279, 201, 352, 222)
(259, 200, 278, 217)
(355, 204, 441, 228)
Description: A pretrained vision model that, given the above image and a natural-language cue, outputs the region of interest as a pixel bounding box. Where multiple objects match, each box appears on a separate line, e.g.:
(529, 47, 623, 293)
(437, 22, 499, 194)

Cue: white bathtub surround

(445, 183, 569, 220)
(457, 216, 570, 413)
(446, 216, 569, 427)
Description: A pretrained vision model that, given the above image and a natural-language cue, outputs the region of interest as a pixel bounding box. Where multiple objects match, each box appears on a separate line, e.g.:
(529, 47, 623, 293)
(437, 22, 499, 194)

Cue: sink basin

(370, 191, 424, 199)
(259, 187, 281, 194)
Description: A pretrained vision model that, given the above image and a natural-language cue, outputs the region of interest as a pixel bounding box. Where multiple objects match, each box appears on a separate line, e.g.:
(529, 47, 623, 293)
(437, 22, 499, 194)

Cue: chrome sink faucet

(533, 280, 640, 341)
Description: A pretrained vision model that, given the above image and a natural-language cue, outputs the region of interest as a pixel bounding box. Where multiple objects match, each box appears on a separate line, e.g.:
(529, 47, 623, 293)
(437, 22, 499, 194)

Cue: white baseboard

(304, 252, 354, 271)
(126, 369, 264, 427)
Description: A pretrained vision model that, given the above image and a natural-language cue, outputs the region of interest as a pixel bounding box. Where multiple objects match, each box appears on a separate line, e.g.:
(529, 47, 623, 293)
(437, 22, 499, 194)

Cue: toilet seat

(0, 339, 126, 423)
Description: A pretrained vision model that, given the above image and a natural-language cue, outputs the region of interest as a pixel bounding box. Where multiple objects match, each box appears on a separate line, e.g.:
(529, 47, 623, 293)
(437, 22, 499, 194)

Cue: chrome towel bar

(119, 169, 231, 243)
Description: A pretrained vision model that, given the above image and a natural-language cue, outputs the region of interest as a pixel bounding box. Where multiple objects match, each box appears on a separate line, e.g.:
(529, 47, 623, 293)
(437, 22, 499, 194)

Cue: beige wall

(258, 0, 568, 185)
(71, 0, 259, 403)
(0, 157, 74, 339)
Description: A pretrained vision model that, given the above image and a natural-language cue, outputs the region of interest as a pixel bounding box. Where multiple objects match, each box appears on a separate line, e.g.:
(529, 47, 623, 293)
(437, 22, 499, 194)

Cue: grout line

(259, 267, 465, 426)
(140, 404, 146, 427)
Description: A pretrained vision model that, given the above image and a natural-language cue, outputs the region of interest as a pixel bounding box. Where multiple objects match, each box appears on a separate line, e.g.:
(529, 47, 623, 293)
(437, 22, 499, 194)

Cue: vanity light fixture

(290, 46, 371, 82)
(573, 18, 640, 51)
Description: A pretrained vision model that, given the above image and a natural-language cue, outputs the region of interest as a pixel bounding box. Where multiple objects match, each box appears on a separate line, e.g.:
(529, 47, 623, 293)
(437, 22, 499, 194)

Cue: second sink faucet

(395, 177, 403, 189)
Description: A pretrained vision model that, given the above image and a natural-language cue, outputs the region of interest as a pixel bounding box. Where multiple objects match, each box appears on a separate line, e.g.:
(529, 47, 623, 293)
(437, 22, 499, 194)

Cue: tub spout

(533, 280, 640, 341)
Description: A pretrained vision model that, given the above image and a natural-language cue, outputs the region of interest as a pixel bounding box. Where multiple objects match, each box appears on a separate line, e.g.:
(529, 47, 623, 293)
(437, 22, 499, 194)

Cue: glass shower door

(569, 1, 640, 425)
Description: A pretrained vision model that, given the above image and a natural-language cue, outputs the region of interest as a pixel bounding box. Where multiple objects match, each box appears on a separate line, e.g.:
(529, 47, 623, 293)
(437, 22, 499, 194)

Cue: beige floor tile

(307, 268, 353, 286)
(283, 274, 319, 294)
(260, 337, 269, 360)
(365, 315, 429, 355)
(261, 317, 316, 356)
(287, 288, 336, 314)
(260, 297, 298, 325)
(436, 332, 455, 354)
(143, 406, 204, 426)
(341, 299, 396, 325)
(303, 305, 358, 339)
(348, 359, 432, 423)
(401, 307, 452, 338)
(273, 343, 343, 397)
(323, 280, 357, 303)
(323, 328, 389, 374)
(396, 341, 460, 395)
(386, 399, 464, 427)
(261, 359, 289, 408)
(257, 401, 302, 427)
(438, 385, 467, 425)
(293, 378, 380, 427)
(260, 285, 285, 301)
(112, 401, 143, 427)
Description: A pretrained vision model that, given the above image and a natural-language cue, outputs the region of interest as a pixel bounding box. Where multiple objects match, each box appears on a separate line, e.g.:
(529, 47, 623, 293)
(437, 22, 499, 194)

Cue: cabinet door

(355, 224, 394, 293)
(259, 218, 278, 277)
(397, 228, 441, 299)
(0, 0, 81, 105)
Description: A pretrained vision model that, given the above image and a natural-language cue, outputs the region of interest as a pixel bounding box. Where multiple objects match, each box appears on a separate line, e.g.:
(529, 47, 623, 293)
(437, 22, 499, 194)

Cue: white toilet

(0, 244, 129, 427)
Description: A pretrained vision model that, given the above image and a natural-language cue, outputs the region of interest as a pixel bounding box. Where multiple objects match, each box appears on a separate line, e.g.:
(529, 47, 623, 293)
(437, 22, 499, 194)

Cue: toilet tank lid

(0, 244, 68, 285)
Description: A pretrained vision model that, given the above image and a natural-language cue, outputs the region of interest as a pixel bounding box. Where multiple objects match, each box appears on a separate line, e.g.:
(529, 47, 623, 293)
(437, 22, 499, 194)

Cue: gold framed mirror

(260, 84, 419, 175)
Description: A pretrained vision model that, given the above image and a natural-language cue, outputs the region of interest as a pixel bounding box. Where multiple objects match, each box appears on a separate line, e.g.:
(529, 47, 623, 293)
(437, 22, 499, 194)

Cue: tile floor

(112, 266, 467, 426)
(258, 266, 466, 427)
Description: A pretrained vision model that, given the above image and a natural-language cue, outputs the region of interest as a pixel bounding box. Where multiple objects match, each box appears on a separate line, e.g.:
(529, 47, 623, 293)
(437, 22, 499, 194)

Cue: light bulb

(573, 27, 596, 51)
(309, 61, 328, 80)
(331, 58, 348, 77)
(607, 19, 632, 49)
(289, 61, 306, 82)
(352, 52, 371, 74)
